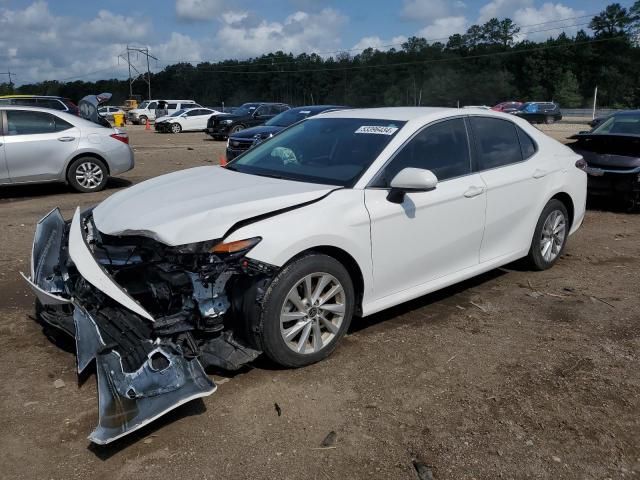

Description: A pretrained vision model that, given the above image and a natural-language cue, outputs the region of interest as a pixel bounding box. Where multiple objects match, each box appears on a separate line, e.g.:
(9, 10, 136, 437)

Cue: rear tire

(526, 199, 569, 270)
(544, 116, 555, 125)
(67, 157, 108, 193)
(255, 253, 354, 368)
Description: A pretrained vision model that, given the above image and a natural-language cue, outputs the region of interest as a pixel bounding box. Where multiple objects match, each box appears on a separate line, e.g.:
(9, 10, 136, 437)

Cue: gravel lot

(0, 124, 638, 480)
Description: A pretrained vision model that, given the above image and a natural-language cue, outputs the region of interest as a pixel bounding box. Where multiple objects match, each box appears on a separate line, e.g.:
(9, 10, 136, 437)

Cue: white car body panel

(92, 166, 336, 246)
(85, 107, 584, 318)
(68, 208, 155, 321)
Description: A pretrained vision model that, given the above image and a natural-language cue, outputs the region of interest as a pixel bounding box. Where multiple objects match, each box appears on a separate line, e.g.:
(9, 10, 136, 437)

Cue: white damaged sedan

(23, 107, 587, 444)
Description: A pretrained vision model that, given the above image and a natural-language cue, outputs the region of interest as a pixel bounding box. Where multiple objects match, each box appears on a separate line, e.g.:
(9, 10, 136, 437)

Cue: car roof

(313, 107, 454, 121)
(614, 110, 640, 116)
(0, 105, 105, 126)
(0, 95, 64, 99)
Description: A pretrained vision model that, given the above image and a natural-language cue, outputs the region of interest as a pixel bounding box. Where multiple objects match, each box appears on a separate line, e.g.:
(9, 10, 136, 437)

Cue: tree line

(2, 2, 639, 109)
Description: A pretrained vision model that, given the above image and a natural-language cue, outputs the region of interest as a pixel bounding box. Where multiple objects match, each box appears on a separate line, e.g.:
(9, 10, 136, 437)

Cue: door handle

(464, 186, 485, 198)
(533, 169, 548, 179)
(57, 136, 75, 142)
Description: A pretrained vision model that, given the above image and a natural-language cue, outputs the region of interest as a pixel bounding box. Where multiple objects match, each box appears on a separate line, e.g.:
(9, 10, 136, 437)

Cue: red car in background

(492, 101, 523, 113)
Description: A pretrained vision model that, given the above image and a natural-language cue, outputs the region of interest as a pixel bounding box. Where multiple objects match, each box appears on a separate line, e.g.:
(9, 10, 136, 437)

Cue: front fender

(226, 189, 374, 302)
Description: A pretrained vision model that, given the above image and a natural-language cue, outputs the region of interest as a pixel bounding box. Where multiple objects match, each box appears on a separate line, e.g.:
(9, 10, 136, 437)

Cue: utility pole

(592, 86, 598, 120)
(120, 46, 157, 100)
(1, 71, 15, 92)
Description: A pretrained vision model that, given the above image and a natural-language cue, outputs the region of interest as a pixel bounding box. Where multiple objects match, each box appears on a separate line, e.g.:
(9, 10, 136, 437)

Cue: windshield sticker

(355, 125, 399, 135)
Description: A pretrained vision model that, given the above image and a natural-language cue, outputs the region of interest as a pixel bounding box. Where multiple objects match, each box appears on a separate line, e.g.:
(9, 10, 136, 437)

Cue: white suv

(127, 99, 201, 124)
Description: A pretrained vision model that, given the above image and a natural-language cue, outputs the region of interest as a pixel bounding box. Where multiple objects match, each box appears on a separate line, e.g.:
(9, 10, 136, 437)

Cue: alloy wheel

(539, 209, 566, 262)
(280, 273, 346, 355)
(75, 161, 104, 190)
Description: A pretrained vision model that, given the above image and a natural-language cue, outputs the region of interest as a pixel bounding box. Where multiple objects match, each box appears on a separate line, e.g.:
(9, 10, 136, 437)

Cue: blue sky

(0, 0, 625, 84)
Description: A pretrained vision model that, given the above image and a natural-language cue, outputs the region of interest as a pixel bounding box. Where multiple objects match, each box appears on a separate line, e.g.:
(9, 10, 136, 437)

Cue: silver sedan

(0, 106, 134, 192)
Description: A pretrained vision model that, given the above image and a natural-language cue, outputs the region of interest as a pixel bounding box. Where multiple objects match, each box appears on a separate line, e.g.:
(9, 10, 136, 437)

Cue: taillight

(110, 132, 129, 144)
(575, 158, 587, 171)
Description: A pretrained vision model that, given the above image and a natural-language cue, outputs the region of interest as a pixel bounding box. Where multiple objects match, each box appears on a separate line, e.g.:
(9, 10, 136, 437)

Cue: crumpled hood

(93, 166, 335, 245)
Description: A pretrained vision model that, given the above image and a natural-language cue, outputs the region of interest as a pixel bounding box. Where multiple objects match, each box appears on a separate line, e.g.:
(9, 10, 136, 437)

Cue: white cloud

(0, 1, 152, 84)
(478, 0, 531, 23)
(213, 8, 347, 58)
(351, 35, 409, 52)
(513, 3, 586, 40)
(175, 0, 226, 21)
(417, 16, 468, 41)
(401, 0, 466, 22)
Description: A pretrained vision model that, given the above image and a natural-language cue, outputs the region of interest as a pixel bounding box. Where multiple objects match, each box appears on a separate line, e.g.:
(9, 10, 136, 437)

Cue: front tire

(526, 199, 569, 270)
(67, 157, 108, 193)
(170, 122, 182, 134)
(230, 125, 245, 134)
(257, 254, 354, 368)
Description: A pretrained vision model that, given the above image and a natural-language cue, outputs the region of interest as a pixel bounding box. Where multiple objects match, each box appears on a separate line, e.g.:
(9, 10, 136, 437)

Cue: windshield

(266, 109, 317, 127)
(234, 104, 259, 116)
(138, 101, 149, 109)
(592, 113, 640, 135)
(170, 109, 186, 117)
(227, 118, 405, 187)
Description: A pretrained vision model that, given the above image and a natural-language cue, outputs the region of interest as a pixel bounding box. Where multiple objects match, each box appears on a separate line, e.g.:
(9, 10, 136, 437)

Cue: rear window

(470, 117, 523, 170)
(516, 127, 537, 159)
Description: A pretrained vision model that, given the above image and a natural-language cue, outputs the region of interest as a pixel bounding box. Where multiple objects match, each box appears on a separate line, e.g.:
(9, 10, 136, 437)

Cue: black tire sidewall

(67, 157, 108, 193)
(528, 199, 569, 270)
(258, 253, 355, 368)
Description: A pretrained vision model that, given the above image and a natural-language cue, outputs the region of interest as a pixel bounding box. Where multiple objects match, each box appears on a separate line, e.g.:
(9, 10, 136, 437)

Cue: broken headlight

(171, 237, 261, 256)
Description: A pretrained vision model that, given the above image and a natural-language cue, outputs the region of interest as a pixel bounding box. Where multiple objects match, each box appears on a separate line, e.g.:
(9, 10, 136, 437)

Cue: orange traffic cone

(145, 118, 151, 131)
(219, 155, 227, 167)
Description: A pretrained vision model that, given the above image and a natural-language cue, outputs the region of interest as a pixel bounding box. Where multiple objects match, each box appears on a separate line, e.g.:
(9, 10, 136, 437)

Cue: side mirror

(387, 168, 438, 204)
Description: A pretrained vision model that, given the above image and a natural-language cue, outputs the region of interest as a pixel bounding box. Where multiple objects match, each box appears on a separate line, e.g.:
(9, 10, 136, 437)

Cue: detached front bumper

(22, 208, 217, 445)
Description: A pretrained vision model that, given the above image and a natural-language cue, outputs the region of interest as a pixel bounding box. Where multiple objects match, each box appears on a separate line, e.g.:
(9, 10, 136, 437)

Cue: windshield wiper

(252, 172, 285, 180)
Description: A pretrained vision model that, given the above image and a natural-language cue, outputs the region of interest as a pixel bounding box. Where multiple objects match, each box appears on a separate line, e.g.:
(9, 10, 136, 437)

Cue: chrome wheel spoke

(319, 316, 339, 334)
(296, 323, 312, 353)
(311, 275, 331, 304)
(283, 320, 308, 341)
(312, 321, 323, 352)
(320, 303, 345, 314)
(319, 284, 343, 305)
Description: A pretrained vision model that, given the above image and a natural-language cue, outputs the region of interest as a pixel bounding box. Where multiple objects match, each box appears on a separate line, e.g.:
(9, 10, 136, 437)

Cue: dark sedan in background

(568, 110, 640, 209)
(225, 105, 347, 161)
(206, 102, 290, 140)
(513, 102, 562, 124)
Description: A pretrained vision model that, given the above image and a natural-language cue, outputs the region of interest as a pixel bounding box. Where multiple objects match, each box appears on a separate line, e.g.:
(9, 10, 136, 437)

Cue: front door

(365, 117, 487, 301)
(3, 110, 80, 182)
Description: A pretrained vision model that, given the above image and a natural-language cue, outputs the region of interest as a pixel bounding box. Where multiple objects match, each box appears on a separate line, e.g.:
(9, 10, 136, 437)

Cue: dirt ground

(0, 123, 638, 480)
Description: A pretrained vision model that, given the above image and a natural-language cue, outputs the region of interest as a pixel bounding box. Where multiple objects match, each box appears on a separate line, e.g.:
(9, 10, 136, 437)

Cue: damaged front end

(22, 207, 275, 444)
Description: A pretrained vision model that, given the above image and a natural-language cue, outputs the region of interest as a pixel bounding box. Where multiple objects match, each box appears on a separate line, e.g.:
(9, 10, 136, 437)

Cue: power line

(0, 70, 15, 88)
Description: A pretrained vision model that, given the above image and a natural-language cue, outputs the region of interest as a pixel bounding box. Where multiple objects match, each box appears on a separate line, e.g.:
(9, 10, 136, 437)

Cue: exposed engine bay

(24, 207, 276, 444)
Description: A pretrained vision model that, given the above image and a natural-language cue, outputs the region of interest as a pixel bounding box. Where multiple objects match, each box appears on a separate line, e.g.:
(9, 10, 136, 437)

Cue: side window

(37, 98, 65, 110)
(14, 98, 38, 107)
(6, 110, 56, 135)
(516, 126, 537, 159)
(254, 106, 268, 117)
(186, 109, 201, 116)
(376, 118, 471, 186)
(54, 116, 73, 132)
(148, 102, 158, 110)
(167, 103, 178, 110)
(469, 117, 523, 171)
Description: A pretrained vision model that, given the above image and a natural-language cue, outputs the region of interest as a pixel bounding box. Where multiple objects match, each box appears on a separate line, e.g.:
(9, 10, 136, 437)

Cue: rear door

(3, 110, 80, 182)
(468, 116, 553, 262)
(0, 111, 9, 183)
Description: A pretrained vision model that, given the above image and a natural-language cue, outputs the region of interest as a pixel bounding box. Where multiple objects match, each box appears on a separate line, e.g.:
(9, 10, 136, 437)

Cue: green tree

(553, 71, 583, 107)
(589, 3, 632, 37)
